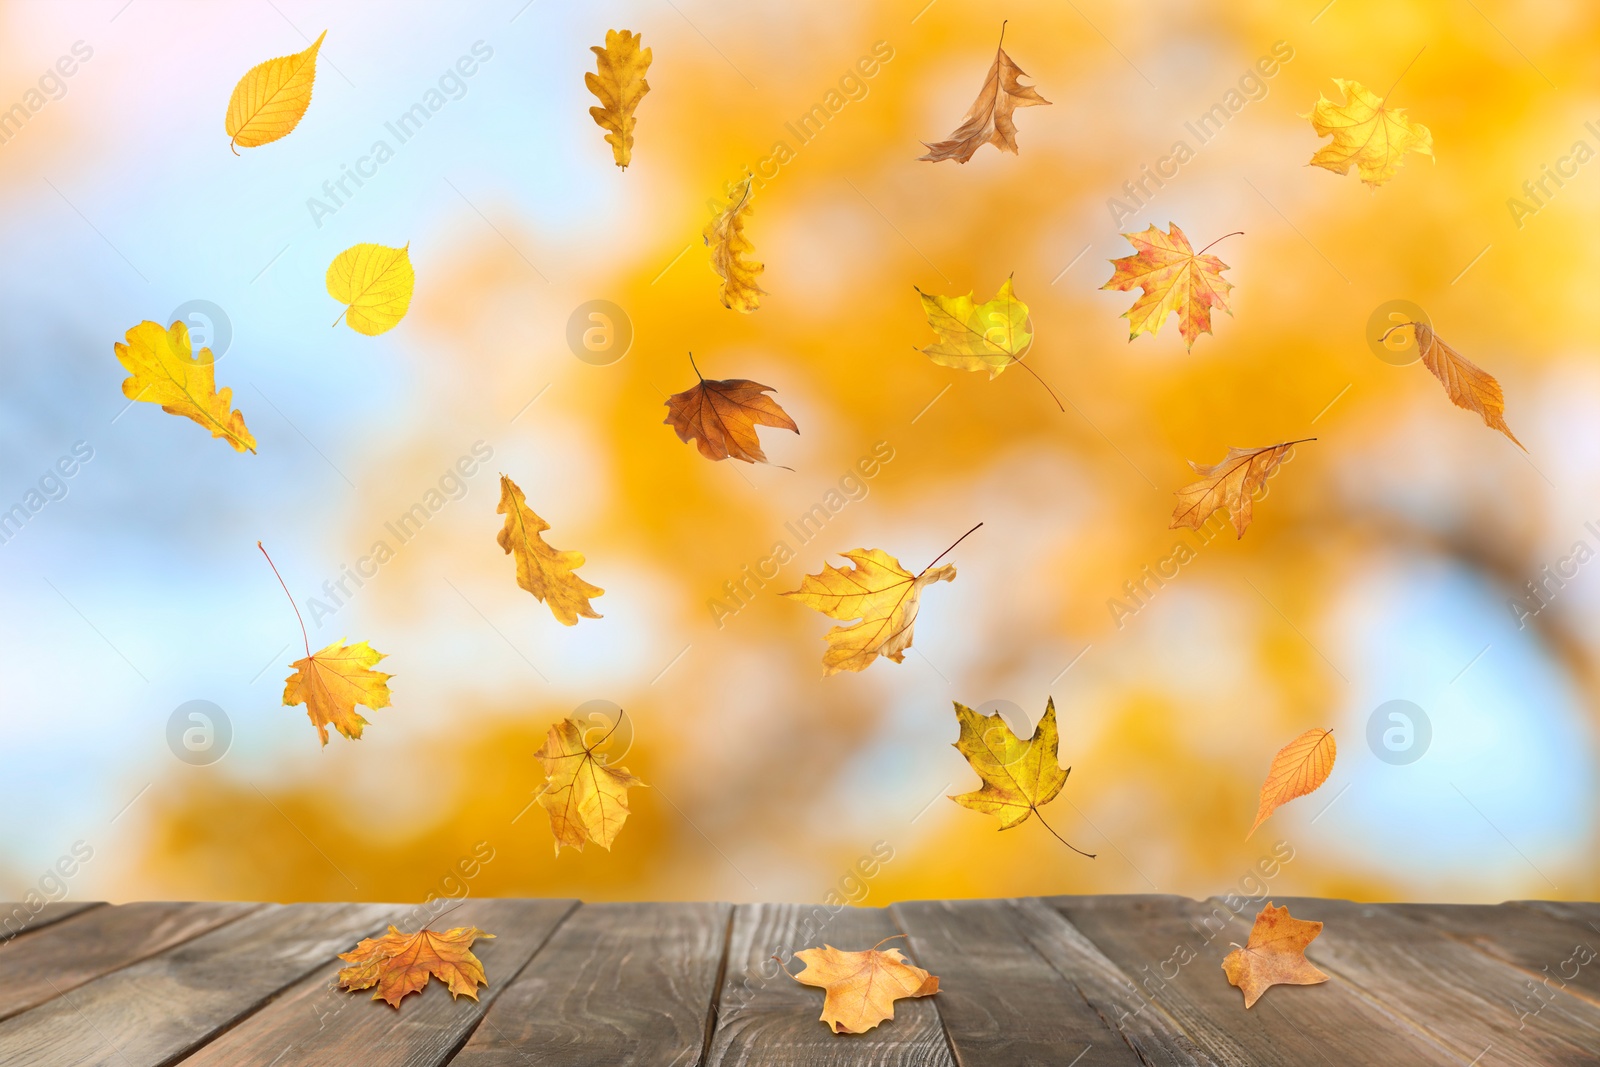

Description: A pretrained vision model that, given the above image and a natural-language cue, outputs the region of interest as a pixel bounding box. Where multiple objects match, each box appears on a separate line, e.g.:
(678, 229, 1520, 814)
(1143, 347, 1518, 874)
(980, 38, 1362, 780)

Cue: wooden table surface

(1, 895, 1596, 1065)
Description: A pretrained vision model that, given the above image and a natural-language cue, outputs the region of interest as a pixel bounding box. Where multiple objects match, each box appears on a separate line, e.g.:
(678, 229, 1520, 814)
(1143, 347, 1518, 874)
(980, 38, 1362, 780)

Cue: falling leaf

(949, 697, 1095, 857)
(914, 277, 1062, 409)
(1248, 727, 1335, 838)
(1304, 78, 1433, 187)
(327, 243, 415, 335)
(1222, 903, 1329, 1009)
(1403, 323, 1523, 449)
(284, 638, 393, 746)
(586, 29, 651, 170)
(1102, 223, 1235, 352)
(534, 714, 644, 854)
(1170, 439, 1311, 539)
(496, 474, 603, 626)
(662, 354, 798, 464)
(338, 925, 494, 1007)
(703, 174, 764, 313)
(792, 938, 939, 1033)
(224, 31, 326, 153)
(919, 23, 1049, 163)
(114, 320, 256, 453)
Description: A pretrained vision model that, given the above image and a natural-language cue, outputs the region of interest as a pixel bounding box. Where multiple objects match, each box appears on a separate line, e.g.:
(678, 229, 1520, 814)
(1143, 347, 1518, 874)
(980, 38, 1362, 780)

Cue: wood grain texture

(452, 901, 726, 1067)
(891, 898, 1143, 1065)
(704, 903, 955, 1067)
(1391, 901, 1600, 1003)
(0, 901, 102, 943)
(0, 901, 254, 1021)
(0, 902, 396, 1067)
(176, 898, 575, 1067)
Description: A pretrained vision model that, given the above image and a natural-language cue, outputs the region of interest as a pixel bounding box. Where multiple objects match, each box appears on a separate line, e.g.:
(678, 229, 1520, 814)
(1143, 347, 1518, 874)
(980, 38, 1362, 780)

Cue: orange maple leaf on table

(1102, 223, 1237, 352)
(791, 937, 940, 1033)
(1222, 903, 1329, 1008)
(337, 924, 494, 1007)
(496, 474, 603, 625)
(920, 22, 1049, 163)
(662, 353, 798, 464)
(1170, 439, 1311, 539)
(1248, 727, 1336, 838)
(1384, 322, 1524, 449)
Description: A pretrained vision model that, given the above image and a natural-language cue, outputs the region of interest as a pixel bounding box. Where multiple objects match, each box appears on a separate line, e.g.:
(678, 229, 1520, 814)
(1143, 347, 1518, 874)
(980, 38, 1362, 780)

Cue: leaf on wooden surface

(586, 29, 652, 170)
(919, 23, 1049, 163)
(703, 174, 765, 312)
(1170, 440, 1310, 539)
(114, 320, 256, 453)
(1403, 323, 1523, 449)
(949, 697, 1094, 857)
(534, 713, 644, 854)
(663, 354, 797, 463)
(1248, 727, 1335, 838)
(327, 242, 415, 335)
(792, 938, 939, 1033)
(1304, 78, 1432, 187)
(1222, 902, 1329, 1008)
(1101, 223, 1235, 352)
(225, 31, 325, 152)
(284, 638, 393, 746)
(338, 924, 494, 1007)
(496, 474, 604, 625)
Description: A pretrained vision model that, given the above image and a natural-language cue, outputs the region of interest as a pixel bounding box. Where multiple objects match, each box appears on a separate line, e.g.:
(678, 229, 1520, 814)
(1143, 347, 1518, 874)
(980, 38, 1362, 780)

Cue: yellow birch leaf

(534, 715, 644, 854)
(327, 243, 415, 335)
(113, 320, 256, 453)
(495, 474, 603, 626)
(1411, 323, 1524, 449)
(586, 29, 651, 170)
(283, 638, 392, 747)
(703, 174, 764, 313)
(1248, 727, 1336, 838)
(224, 31, 326, 153)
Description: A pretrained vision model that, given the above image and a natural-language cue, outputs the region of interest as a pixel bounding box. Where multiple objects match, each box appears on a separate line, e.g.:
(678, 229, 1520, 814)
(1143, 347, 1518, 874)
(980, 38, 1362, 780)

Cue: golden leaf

(915, 276, 1031, 379)
(338, 925, 494, 1007)
(1101, 223, 1235, 352)
(703, 174, 764, 313)
(662, 354, 797, 464)
(1248, 727, 1335, 838)
(1408, 323, 1524, 449)
(534, 715, 644, 854)
(919, 24, 1049, 163)
(496, 474, 603, 626)
(283, 638, 393, 746)
(1222, 903, 1329, 1009)
(783, 548, 956, 675)
(1170, 439, 1310, 539)
(586, 29, 651, 170)
(113, 320, 256, 453)
(949, 698, 1094, 856)
(224, 31, 325, 153)
(327, 243, 415, 335)
(792, 939, 939, 1033)
(1304, 78, 1432, 187)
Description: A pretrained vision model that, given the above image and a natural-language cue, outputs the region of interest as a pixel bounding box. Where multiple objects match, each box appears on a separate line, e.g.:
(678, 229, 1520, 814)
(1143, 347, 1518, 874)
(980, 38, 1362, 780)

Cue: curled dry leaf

(114, 321, 256, 453)
(284, 638, 393, 746)
(1248, 727, 1335, 838)
(327, 243, 415, 335)
(225, 30, 325, 153)
(663, 354, 798, 464)
(586, 29, 652, 170)
(1304, 78, 1432, 187)
(1170, 440, 1311, 539)
(783, 544, 960, 675)
(1102, 223, 1234, 352)
(919, 23, 1049, 163)
(792, 939, 939, 1033)
(338, 925, 494, 1007)
(703, 174, 764, 313)
(1222, 902, 1329, 1009)
(949, 697, 1094, 857)
(534, 714, 645, 854)
(496, 475, 603, 626)
(1408, 323, 1524, 449)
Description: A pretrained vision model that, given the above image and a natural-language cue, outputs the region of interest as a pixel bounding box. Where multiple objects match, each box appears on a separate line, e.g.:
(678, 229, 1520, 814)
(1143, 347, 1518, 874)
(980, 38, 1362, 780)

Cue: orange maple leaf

(1248, 727, 1336, 838)
(1170, 440, 1311, 539)
(1385, 322, 1523, 450)
(791, 936, 940, 1033)
(1222, 902, 1329, 1008)
(919, 23, 1049, 163)
(662, 354, 798, 464)
(337, 924, 494, 1007)
(1102, 223, 1236, 351)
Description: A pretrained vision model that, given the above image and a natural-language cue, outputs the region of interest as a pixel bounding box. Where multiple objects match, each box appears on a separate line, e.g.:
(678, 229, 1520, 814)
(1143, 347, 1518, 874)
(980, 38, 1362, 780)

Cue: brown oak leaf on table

(663, 354, 798, 463)
(496, 474, 604, 625)
(1248, 727, 1336, 838)
(920, 23, 1049, 163)
(1169, 439, 1311, 539)
(338, 924, 494, 1007)
(534, 714, 645, 854)
(791, 938, 939, 1033)
(1222, 902, 1329, 1008)
(1101, 223, 1236, 352)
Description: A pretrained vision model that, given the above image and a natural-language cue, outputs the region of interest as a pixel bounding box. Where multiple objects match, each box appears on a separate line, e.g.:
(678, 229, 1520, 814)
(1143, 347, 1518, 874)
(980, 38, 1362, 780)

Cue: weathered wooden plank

(452, 901, 726, 1067)
(0, 901, 102, 943)
(0, 901, 396, 1067)
(175, 898, 575, 1067)
(1010, 897, 1220, 1067)
(1048, 895, 1460, 1067)
(1278, 897, 1600, 1067)
(891, 898, 1144, 1065)
(1390, 901, 1600, 1004)
(0, 901, 255, 1021)
(704, 903, 955, 1067)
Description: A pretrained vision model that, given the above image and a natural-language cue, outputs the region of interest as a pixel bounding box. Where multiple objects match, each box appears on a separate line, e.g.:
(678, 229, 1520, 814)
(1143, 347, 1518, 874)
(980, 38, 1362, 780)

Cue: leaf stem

(258, 541, 311, 659)
(1382, 45, 1427, 104)
(1033, 806, 1097, 859)
(871, 933, 909, 951)
(1009, 355, 1066, 412)
(1196, 231, 1244, 256)
(688, 352, 702, 381)
(331, 307, 347, 329)
(921, 522, 983, 575)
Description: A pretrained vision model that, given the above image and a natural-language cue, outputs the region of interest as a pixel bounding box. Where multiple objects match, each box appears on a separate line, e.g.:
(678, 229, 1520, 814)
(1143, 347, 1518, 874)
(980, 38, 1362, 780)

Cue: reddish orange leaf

(1102, 223, 1235, 351)
(662, 354, 798, 464)
(337, 925, 494, 1008)
(1248, 727, 1336, 838)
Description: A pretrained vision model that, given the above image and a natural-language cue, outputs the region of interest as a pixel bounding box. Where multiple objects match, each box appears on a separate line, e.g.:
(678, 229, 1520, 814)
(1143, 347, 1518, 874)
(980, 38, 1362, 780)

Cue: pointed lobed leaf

(1304, 78, 1432, 187)
(920, 38, 1049, 163)
(1170, 440, 1306, 539)
(663, 371, 797, 463)
(495, 475, 603, 625)
(792, 944, 939, 1033)
(1221, 902, 1329, 1008)
(534, 716, 644, 854)
(782, 549, 955, 674)
(1102, 222, 1233, 351)
(114, 320, 256, 453)
(949, 697, 1068, 829)
(585, 29, 652, 169)
(282, 637, 392, 746)
(915, 276, 1032, 378)
(338, 924, 494, 1007)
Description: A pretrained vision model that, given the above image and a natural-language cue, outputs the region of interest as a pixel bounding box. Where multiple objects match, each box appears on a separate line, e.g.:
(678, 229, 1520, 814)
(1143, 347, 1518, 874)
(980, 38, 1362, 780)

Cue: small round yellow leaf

(326, 243, 416, 336)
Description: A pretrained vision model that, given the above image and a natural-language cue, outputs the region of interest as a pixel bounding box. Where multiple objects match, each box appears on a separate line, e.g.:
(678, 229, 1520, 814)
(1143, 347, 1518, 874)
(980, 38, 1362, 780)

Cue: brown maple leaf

(338, 924, 494, 1007)
(1385, 322, 1523, 450)
(1222, 902, 1329, 1009)
(1170, 440, 1312, 539)
(662, 353, 798, 464)
(919, 23, 1049, 163)
(791, 936, 940, 1033)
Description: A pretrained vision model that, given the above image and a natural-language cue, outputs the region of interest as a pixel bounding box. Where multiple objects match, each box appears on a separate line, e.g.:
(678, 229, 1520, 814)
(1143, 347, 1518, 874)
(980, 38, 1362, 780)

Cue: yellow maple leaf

(791, 938, 940, 1033)
(338, 924, 494, 1007)
(327, 243, 415, 335)
(534, 714, 644, 854)
(1304, 78, 1433, 187)
(1248, 727, 1336, 838)
(1101, 223, 1235, 352)
(283, 638, 393, 746)
(1222, 903, 1329, 1009)
(1170, 439, 1311, 539)
(586, 29, 651, 170)
(949, 697, 1095, 857)
(224, 31, 326, 153)
(114, 320, 256, 453)
(915, 276, 1031, 378)
(919, 24, 1049, 163)
(496, 474, 603, 626)
(703, 174, 764, 313)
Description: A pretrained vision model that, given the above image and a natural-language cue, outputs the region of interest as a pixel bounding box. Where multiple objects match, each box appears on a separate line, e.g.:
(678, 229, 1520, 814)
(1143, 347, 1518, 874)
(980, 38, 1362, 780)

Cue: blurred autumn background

(1, 0, 1597, 909)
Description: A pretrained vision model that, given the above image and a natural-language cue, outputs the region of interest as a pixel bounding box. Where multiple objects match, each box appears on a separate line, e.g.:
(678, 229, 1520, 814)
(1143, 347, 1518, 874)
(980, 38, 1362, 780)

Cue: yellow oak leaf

(1170, 439, 1311, 539)
(1102, 223, 1234, 352)
(1405, 323, 1523, 449)
(327, 243, 415, 335)
(919, 24, 1049, 163)
(496, 474, 603, 626)
(784, 547, 957, 675)
(338, 925, 494, 1007)
(113, 320, 256, 453)
(792, 939, 939, 1034)
(949, 697, 1094, 857)
(662, 354, 797, 464)
(915, 276, 1031, 379)
(703, 174, 764, 313)
(1304, 78, 1433, 187)
(534, 714, 644, 854)
(1248, 727, 1335, 838)
(1222, 903, 1329, 1009)
(586, 29, 651, 170)
(283, 638, 392, 746)
(224, 31, 325, 153)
